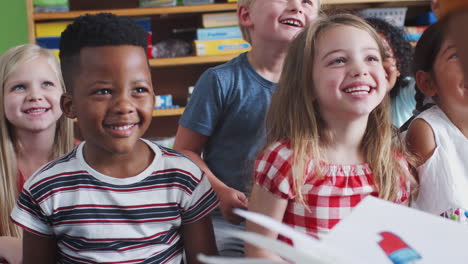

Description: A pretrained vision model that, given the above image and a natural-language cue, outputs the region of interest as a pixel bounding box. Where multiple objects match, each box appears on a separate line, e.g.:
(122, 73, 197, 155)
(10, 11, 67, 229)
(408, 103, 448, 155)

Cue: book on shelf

(35, 18, 153, 59)
(194, 38, 250, 56)
(202, 12, 238, 28)
(196, 26, 242, 41)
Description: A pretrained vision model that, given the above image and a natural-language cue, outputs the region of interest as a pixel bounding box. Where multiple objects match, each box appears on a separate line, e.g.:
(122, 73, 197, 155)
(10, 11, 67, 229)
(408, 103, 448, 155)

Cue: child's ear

(415, 70, 437, 97)
(60, 93, 76, 119)
(238, 5, 253, 27)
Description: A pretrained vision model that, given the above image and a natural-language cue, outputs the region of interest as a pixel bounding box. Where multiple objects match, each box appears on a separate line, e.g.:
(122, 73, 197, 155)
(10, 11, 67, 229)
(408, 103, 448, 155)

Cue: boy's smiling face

(62, 45, 154, 157)
(242, 0, 319, 44)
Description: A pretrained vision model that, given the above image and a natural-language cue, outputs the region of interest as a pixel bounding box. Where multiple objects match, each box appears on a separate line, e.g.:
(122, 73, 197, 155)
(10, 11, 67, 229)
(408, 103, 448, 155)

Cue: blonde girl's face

(312, 25, 387, 122)
(430, 38, 468, 112)
(3, 56, 63, 135)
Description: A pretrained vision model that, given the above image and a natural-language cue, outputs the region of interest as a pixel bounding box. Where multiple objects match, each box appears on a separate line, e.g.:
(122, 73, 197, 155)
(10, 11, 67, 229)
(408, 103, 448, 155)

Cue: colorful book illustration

(199, 197, 468, 264)
(378, 232, 422, 264)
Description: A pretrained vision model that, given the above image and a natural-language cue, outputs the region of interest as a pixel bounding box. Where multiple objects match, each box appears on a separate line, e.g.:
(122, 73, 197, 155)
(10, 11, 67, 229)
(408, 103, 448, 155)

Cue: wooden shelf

(324, 0, 429, 6)
(152, 107, 185, 117)
(33, 3, 237, 21)
(33, 1, 429, 21)
(150, 54, 238, 67)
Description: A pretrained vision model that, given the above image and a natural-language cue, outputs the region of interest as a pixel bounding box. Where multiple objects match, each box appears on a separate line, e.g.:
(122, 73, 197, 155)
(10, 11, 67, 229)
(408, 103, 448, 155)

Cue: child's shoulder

(210, 52, 247, 72)
(200, 52, 250, 80)
(23, 146, 81, 190)
(259, 140, 293, 162)
(266, 140, 292, 152)
(148, 141, 205, 180)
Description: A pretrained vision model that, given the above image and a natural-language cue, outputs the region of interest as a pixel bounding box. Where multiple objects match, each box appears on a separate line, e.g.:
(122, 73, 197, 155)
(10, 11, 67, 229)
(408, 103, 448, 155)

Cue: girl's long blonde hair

(264, 14, 412, 203)
(0, 44, 74, 237)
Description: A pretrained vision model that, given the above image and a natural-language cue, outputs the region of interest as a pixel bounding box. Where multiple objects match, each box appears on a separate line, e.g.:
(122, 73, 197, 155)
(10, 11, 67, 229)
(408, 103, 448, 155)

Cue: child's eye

(384, 52, 393, 60)
(95, 89, 112, 95)
(12, 85, 26, 91)
(42, 81, 54, 87)
(449, 53, 459, 60)
(367, 55, 380, 62)
(133, 87, 149, 93)
(302, 0, 314, 5)
(329, 57, 346, 66)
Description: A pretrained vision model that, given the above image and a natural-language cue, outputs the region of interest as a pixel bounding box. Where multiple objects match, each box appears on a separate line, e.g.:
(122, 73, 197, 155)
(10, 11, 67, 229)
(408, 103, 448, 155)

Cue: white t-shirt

(11, 139, 218, 263)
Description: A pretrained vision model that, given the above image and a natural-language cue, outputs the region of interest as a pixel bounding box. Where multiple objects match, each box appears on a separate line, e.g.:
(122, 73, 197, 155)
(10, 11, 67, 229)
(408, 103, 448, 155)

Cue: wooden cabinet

(25, 0, 430, 138)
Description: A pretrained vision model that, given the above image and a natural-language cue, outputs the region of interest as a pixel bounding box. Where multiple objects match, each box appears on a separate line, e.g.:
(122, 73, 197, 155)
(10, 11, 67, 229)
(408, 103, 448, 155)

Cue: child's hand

(217, 186, 248, 225)
(0, 236, 22, 264)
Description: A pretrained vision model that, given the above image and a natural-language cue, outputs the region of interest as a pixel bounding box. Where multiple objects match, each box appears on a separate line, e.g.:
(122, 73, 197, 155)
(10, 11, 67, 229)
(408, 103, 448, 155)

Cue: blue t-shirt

(179, 53, 276, 193)
(392, 78, 416, 128)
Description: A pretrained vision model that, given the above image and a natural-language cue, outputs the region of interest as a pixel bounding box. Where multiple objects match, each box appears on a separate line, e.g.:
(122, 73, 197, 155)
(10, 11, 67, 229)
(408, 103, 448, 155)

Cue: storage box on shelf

(25, 0, 430, 139)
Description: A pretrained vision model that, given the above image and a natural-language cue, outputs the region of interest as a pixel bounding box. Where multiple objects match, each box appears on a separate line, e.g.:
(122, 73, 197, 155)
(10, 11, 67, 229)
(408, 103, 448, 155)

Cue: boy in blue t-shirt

(11, 13, 218, 264)
(174, 0, 320, 256)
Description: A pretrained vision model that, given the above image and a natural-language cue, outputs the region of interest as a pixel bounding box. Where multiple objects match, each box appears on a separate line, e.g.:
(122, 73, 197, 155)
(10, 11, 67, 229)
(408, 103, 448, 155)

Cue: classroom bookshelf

(25, 0, 430, 138)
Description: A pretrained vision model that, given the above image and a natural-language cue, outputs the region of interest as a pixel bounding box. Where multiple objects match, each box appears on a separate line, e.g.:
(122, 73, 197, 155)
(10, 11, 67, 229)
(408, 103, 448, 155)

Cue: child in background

(0, 44, 74, 264)
(405, 22, 468, 217)
(431, 0, 441, 18)
(246, 14, 414, 259)
(365, 17, 415, 128)
(174, 0, 320, 256)
(11, 13, 218, 264)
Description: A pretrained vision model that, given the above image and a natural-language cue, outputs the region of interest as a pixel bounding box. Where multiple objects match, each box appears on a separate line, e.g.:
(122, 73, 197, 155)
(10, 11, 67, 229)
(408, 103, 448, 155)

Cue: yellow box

(227, 0, 237, 2)
(51, 49, 60, 59)
(195, 38, 250, 56)
(36, 21, 71, 37)
(202, 12, 238, 28)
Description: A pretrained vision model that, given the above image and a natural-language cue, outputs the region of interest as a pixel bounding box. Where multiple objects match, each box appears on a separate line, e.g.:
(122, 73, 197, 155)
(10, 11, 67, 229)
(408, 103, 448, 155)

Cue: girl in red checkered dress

(245, 14, 415, 260)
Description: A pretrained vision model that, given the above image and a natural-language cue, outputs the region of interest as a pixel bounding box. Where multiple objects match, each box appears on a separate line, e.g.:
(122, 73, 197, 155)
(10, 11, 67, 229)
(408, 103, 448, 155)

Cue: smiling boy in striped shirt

(11, 13, 218, 264)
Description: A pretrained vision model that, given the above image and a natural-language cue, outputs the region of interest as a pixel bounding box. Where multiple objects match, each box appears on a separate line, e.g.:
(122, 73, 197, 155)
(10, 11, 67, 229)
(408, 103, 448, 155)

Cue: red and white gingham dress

(254, 140, 410, 240)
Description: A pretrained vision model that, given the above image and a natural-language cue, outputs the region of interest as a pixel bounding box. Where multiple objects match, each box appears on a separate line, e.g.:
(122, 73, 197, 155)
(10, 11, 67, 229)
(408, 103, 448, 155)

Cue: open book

(199, 196, 468, 264)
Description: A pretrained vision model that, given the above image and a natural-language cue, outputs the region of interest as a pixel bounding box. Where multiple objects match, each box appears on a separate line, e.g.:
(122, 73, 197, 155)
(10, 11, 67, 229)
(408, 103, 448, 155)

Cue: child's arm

(245, 184, 288, 260)
(181, 215, 218, 264)
(174, 126, 248, 225)
(23, 230, 56, 264)
(406, 119, 436, 168)
(0, 236, 22, 264)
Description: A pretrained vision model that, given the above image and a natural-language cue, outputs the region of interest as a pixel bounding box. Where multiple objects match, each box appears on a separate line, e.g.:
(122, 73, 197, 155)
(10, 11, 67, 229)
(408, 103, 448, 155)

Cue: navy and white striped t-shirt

(11, 139, 218, 263)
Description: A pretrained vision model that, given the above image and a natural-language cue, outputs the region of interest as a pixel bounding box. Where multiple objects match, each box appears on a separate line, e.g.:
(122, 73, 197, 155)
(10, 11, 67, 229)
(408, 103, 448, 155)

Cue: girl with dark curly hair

(366, 18, 416, 128)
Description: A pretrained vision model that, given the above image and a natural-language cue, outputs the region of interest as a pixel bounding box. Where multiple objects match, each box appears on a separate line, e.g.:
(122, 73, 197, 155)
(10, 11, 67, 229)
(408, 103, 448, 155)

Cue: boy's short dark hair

(59, 13, 148, 92)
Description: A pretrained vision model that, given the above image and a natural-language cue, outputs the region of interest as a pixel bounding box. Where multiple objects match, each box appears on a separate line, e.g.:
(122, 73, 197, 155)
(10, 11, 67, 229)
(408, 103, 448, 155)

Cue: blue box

(197, 26, 242, 41)
(155, 94, 173, 108)
(36, 36, 60, 49)
(134, 17, 151, 32)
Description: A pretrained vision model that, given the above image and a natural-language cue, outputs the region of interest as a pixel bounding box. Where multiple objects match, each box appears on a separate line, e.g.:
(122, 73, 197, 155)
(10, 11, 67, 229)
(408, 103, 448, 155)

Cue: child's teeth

(344, 86, 370, 93)
(112, 124, 134, 130)
(281, 20, 301, 27)
(26, 108, 47, 114)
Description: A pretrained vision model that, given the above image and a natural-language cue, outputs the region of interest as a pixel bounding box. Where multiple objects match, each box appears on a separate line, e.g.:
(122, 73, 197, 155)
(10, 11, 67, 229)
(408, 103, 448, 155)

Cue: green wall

(0, 0, 29, 54)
